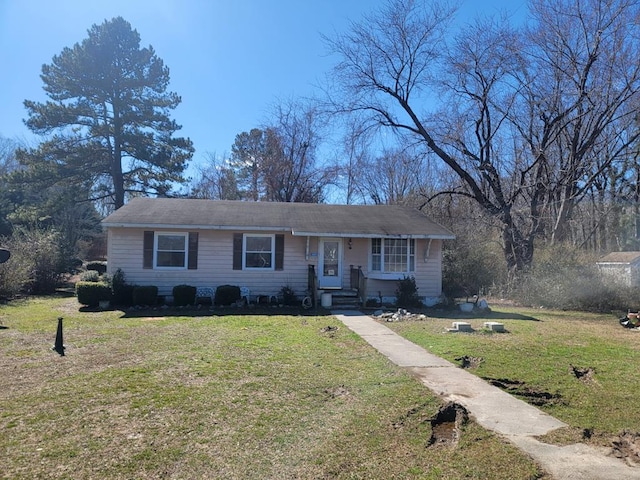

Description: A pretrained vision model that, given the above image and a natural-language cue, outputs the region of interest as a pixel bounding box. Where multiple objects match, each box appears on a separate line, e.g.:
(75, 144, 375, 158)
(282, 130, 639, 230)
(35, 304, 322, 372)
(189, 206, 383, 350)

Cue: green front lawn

(0, 297, 543, 479)
(385, 306, 640, 445)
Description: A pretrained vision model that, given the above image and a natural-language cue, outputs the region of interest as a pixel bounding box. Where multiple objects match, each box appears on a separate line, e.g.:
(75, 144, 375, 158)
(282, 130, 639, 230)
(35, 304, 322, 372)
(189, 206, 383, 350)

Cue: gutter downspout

(424, 238, 432, 262)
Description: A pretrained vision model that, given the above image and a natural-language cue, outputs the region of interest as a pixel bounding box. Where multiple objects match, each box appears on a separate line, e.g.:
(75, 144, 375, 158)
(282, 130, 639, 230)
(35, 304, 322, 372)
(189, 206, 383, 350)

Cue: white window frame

(154, 232, 188, 269)
(369, 238, 415, 277)
(243, 233, 275, 270)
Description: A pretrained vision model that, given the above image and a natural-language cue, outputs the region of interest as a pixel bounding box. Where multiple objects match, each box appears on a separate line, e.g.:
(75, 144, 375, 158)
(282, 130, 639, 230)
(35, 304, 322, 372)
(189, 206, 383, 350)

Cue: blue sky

(0, 0, 526, 174)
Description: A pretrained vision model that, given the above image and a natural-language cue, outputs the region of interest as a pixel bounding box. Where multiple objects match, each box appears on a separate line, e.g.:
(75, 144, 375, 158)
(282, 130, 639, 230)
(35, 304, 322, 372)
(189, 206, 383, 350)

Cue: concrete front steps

(320, 289, 360, 309)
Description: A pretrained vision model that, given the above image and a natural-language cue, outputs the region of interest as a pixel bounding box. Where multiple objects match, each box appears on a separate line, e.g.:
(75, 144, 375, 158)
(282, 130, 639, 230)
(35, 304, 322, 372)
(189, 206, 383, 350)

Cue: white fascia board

(101, 222, 291, 232)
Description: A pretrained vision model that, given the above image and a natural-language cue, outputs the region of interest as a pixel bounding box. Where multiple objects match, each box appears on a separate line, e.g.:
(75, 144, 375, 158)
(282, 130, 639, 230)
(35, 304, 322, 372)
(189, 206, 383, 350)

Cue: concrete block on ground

(484, 321, 505, 332)
(451, 321, 473, 332)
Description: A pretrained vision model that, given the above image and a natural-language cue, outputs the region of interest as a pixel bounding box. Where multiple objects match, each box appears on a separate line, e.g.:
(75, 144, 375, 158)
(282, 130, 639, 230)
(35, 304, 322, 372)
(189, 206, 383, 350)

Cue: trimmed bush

(173, 284, 196, 306)
(395, 276, 422, 308)
(79, 270, 100, 282)
(132, 285, 158, 306)
(76, 281, 112, 307)
(215, 285, 241, 306)
(110, 268, 133, 306)
(86, 261, 107, 275)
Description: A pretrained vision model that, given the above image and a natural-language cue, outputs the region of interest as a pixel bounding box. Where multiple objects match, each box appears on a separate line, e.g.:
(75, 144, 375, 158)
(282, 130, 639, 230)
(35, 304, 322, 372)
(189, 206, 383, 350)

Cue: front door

(318, 238, 342, 289)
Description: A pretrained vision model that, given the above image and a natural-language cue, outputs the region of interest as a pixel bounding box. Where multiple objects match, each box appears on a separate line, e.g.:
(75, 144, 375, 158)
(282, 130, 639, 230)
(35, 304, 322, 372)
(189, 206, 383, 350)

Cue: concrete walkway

(332, 310, 640, 480)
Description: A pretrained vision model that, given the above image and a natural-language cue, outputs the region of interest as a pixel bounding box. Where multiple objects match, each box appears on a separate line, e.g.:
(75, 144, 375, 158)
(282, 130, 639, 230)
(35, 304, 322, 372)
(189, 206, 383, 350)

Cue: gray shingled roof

(102, 198, 455, 239)
(597, 251, 640, 264)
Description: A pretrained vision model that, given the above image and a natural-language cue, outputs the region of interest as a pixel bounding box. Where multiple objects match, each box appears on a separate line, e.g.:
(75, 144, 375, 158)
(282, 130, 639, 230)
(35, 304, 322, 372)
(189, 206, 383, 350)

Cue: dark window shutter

(188, 232, 198, 270)
(143, 231, 154, 269)
(275, 234, 284, 270)
(233, 233, 243, 270)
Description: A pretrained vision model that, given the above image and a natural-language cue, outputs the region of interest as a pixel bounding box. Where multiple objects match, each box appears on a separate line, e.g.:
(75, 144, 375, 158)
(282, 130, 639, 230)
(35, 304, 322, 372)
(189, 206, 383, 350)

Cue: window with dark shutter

(233, 233, 284, 270)
(188, 232, 198, 270)
(143, 231, 154, 269)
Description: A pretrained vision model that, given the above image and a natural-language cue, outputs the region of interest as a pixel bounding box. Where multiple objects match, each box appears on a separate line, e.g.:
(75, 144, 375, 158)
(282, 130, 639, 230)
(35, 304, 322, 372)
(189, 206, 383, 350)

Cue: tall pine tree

(18, 16, 193, 210)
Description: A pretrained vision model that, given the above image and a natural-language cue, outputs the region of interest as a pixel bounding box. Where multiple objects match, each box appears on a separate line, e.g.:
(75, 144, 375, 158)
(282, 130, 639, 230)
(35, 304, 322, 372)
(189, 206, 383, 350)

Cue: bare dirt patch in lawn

(427, 402, 469, 448)
(483, 377, 564, 407)
(540, 427, 640, 465)
(324, 384, 351, 399)
(570, 364, 598, 385)
(612, 431, 640, 465)
(455, 354, 484, 369)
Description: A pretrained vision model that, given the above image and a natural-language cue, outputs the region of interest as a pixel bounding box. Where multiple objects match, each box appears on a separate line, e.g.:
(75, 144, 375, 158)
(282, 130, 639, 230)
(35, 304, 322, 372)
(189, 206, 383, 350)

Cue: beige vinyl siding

(107, 228, 445, 301)
(358, 238, 444, 299)
(107, 228, 310, 298)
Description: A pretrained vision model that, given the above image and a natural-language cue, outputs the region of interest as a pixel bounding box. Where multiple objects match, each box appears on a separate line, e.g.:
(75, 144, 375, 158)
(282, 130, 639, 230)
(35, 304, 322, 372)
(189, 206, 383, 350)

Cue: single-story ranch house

(102, 198, 455, 306)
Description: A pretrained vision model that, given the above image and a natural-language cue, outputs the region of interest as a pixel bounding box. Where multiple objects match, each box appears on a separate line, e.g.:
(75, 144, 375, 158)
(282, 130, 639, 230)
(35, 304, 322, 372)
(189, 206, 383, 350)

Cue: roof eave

(102, 222, 455, 239)
(101, 222, 291, 232)
(291, 230, 455, 239)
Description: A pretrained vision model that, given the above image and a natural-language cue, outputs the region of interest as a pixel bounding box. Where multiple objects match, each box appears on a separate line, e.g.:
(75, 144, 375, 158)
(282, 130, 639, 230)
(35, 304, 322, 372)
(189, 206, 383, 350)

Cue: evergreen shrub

(132, 285, 158, 306)
(76, 281, 112, 307)
(110, 268, 133, 306)
(215, 285, 241, 306)
(395, 276, 422, 308)
(173, 284, 196, 306)
(79, 270, 100, 282)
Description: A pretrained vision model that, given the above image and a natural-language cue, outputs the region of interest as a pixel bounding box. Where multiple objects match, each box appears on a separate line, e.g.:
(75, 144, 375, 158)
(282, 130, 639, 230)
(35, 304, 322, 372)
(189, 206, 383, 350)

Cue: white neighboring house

(596, 251, 640, 288)
(101, 198, 455, 305)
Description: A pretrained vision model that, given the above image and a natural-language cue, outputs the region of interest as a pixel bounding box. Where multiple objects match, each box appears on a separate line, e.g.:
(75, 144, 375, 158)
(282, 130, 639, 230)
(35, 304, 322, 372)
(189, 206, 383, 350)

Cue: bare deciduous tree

(356, 147, 429, 205)
(0, 135, 21, 176)
(326, 0, 640, 273)
(190, 152, 242, 200)
(261, 100, 338, 203)
(517, 0, 640, 245)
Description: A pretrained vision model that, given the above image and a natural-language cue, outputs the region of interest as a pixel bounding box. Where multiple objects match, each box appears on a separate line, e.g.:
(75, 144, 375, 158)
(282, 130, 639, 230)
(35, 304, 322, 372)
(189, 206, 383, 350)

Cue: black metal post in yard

(53, 317, 65, 356)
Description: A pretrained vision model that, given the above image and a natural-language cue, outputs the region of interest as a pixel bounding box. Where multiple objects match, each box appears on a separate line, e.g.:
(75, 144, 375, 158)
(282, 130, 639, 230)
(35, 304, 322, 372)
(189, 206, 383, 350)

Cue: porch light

(348, 238, 352, 249)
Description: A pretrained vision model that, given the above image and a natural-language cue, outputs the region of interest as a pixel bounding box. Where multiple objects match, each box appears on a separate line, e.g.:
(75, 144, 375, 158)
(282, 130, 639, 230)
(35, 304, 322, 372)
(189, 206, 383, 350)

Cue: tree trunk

(501, 212, 534, 273)
(112, 134, 125, 209)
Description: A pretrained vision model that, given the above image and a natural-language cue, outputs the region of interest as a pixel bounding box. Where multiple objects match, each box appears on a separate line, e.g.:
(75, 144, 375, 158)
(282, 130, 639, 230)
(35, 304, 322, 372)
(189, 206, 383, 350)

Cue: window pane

(157, 251, 185, 267)
(409, 239, 415, 271)
(385, 239, 408, 272)
(371, 238, 381, 271)
(246, 236, 271, 251)
(323, 241, 339, 276)
(246, 252, 272, 268)
(158, 235, 185, 250)
(371, 238, 381, 254)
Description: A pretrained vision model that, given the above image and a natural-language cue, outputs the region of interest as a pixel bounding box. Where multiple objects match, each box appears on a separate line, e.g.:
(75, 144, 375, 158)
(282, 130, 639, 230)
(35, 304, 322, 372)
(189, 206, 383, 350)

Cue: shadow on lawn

(116, 305, 331, 318)
(423, 309, 540, 322)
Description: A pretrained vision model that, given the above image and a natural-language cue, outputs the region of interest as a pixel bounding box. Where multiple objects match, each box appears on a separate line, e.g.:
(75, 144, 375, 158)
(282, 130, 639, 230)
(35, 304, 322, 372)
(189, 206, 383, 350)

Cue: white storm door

(318, 238, 342, 289)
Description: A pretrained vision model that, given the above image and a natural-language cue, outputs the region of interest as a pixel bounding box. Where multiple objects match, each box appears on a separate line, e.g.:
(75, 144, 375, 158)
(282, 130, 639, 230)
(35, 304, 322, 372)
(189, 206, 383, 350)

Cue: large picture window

(155, 233, 187, 268)
(370, 238, 415, 273)
(243, 234, 274, 269)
